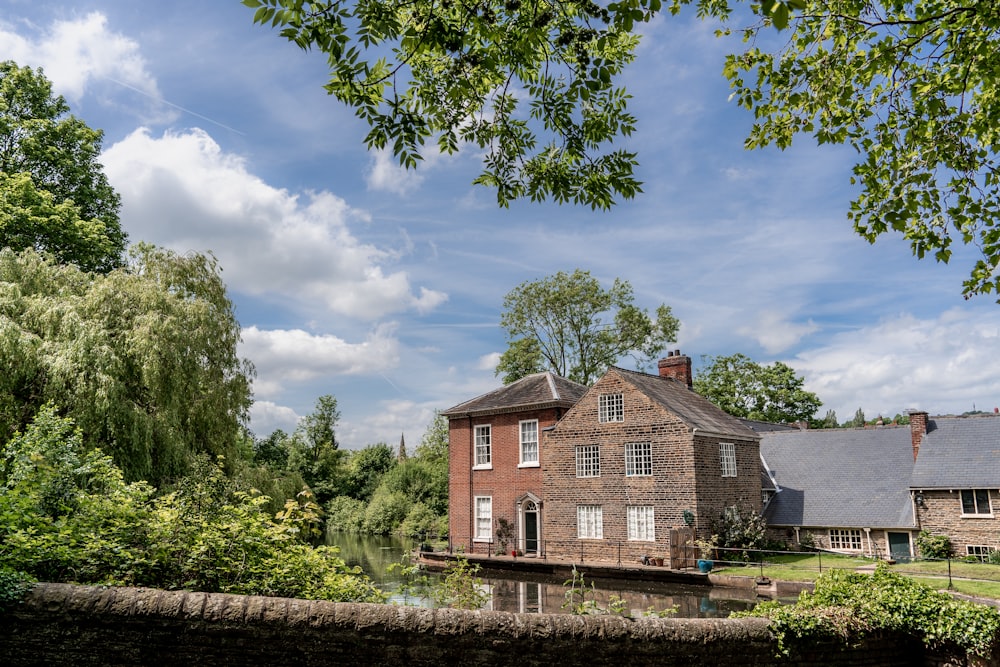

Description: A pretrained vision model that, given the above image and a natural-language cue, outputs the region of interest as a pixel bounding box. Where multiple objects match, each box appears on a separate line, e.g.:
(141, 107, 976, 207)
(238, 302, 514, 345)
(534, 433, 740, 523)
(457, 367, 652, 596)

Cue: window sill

(472, 464, 493, 471)
(472, 538, 492, 543)
(518, 462, 540, 469)
(960, 514, 994, 519)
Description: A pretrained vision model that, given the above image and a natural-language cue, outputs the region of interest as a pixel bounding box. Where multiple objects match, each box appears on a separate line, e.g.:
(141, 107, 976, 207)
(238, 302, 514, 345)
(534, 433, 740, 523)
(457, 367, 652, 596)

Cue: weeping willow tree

(0, 244, 254, 485)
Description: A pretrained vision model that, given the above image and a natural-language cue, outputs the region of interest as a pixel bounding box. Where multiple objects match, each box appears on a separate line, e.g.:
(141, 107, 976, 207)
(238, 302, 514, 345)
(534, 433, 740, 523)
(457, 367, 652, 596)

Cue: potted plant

(695, 535, 718, 573)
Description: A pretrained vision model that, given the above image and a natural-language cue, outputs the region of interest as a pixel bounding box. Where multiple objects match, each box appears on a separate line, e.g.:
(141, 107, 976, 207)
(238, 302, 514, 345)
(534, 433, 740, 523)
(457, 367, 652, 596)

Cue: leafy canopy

(243, 0, 657, 210)
(0, 61, 125, 272)
(497, 269, 679, 384)
(683, 0, 1000, 300)
(693, 353, 821, 423)
(0, 246, 253, 485)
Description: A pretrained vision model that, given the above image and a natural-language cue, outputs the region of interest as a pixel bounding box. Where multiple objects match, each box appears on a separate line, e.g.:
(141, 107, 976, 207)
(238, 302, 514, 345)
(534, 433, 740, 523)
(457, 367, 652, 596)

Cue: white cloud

(102, 128, 447, 320)
(240, 324, 401, 398)
(366, 149, 425, 195)
(477, 352, 501, 371)
(248, 401, 300, 438)
(794, 308, 1000, 420)
(0, 12, 167, 120)
(739, 311, 820, 354)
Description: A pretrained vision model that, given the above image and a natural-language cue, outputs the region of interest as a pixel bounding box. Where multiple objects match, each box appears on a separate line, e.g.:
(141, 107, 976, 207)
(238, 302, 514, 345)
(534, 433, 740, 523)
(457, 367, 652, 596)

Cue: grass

(713, 553, 1000, 599)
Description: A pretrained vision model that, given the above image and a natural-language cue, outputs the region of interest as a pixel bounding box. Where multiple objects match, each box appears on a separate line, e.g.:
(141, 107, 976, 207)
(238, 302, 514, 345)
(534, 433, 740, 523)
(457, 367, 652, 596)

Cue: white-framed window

(598, 393, 624, 423)
(474, 424, 492, 468)
(625, 442, 652, 476)
(967, 545, 994, 562)
(720, 442, 737, 477)
(577, 505, 603, 539)
(575, 445, 600, 477)
(961, 489, 992, 515)
(474, 496, 492, 541)
(829, 529, 863, 551)
(627, 505, 655, 541)
(519, 419, 539, 466)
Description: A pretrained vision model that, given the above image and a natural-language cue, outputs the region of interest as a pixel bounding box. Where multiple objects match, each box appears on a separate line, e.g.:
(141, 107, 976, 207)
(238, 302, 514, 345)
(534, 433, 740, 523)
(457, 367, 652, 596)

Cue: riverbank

(417, 551, 814, 600)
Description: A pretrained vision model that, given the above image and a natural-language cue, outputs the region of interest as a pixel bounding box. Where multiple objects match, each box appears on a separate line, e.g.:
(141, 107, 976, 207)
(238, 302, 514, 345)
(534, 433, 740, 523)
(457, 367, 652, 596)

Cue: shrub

(363, 489, 410, 534)
(712, 504, 768, 559)
(398, 502, 446, 539)
(325, 495, 367, 532)
(737, 562, 1000, 658)
(0, 567, 34, 612)
(916, 531, 952, 559)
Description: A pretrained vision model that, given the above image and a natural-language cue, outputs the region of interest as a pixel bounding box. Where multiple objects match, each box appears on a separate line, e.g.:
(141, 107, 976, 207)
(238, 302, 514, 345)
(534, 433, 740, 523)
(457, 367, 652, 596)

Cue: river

(326, 529, 761, 618)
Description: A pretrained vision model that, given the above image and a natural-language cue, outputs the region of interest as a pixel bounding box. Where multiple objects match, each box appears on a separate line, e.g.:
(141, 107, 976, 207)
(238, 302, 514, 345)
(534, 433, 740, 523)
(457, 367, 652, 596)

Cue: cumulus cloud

(366, 149, 425, 195)
(102, 128, 447, 320)
(0, 12, 168, 120)
(794, 308, 1000, 420)
(477, 352, 502, 372)
(240, 324, 401, 398)
(248, 401, 301, 438)
(739, 311, 820, 354)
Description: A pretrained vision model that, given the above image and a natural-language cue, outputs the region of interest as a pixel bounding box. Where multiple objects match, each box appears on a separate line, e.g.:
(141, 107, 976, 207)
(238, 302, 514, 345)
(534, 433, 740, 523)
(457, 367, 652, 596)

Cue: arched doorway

(519, 496, 541, 555)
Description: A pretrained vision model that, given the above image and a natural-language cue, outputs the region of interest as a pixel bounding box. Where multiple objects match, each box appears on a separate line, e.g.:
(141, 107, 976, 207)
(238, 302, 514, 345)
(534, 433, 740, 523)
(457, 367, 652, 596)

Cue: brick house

(541, 353, 761, 565)
(442, 372, 587, 555)
(910, 411, 1000, 560)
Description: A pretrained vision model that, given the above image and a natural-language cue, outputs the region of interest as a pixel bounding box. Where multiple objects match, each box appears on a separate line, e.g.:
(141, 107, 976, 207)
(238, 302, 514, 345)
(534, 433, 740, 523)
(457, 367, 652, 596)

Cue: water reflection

(326, 529, 758, 618)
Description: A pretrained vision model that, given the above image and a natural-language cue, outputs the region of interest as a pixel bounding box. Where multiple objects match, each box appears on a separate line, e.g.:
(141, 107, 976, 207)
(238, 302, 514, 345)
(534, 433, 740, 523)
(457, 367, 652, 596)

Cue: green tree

(497, 269, 680, 384)
(693, 353, 821, 423)
(344, 442, 397, 502)
(0, 246, 253, 485)
(848, 408, 867, 429)
(0, 61, 125, 271)
(243, 0, 657, 210)
(286, 395, 346, 505)
(702, 0, 1000, 300)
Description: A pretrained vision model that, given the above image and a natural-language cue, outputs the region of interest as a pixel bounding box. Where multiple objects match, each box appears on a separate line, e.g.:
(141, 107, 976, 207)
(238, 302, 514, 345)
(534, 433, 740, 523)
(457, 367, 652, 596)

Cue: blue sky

(4, 1, 1000, 448)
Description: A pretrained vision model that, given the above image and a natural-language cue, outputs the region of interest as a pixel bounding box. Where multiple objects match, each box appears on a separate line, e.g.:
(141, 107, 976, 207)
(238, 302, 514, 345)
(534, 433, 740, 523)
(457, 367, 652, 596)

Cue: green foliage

(325, 495, 368, 532)
(684, 0, 1000, 299)
(0, 408, 383, 602)
(498, 269, 679, 385)
(0, 61, 125, 272)
(398, 502, 447, 538)
(561, 566, 632, 616)
(0, 566, 34, 612)
(711, 505, 767, 559)
(430, 555, 490, 610)
(245, 0, 656, 210)
(363, 489, 411, 535)
(0, 246, 253, 485)
(694, 353, 821, 423)
(343, 443, 396, 502)
(738, 563, 1000, 658)
(916, 531, 953, 560)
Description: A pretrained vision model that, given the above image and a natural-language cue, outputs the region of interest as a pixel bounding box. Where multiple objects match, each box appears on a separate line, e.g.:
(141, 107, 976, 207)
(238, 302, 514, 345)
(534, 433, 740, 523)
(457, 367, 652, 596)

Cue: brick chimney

(909, 410, 928, 461)
(658, 350, 692, 389)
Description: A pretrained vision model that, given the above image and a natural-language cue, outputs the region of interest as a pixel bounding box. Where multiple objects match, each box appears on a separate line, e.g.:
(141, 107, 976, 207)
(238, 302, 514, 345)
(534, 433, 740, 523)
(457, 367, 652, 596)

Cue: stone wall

(0, 583, 972, 667)
(917, 489, 1000, 557)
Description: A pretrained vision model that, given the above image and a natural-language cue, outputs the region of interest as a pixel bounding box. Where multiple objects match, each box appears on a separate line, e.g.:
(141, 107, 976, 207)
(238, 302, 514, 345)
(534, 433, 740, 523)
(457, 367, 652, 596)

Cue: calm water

(326, 529, 760, 618)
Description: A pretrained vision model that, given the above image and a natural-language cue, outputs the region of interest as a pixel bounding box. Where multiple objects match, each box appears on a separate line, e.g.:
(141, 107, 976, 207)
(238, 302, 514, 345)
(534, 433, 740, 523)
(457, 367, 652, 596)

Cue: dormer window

(598, 393, 624, 423)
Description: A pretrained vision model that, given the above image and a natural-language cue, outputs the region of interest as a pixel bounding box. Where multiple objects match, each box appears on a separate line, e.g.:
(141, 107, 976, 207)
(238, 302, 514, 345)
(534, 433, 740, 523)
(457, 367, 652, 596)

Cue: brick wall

(542, 372, 761, 565)
(917, 489, 1000, 556)
(2, 582, 974, 667)
(449, 408, 564, 553)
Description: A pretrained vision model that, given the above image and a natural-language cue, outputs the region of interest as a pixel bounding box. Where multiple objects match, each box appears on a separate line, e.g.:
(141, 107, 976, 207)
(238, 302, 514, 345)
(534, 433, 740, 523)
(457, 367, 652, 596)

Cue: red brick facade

(448, 407, 566, 554)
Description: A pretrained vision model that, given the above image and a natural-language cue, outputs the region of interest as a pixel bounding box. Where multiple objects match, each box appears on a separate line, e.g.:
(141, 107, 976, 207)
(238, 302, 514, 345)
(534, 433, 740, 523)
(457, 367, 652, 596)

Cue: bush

(363, 490, 410, 534)
(398, 502, 446, 539)
(325, 495, 367, 532)
(712, 504, 768, 559)
(738, 562, 1000, 658)
(0, 566, 34, 612)
(0, 407, 384, 603)
(916, 531, 952, 559)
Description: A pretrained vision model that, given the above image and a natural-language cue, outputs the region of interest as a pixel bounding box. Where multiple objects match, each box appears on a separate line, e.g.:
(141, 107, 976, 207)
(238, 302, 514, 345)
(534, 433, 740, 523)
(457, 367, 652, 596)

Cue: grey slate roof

(611, 367, 759, 441)
(910, 415, 1000, 489)
(441, 372, 588, 418)
(760, 427, 915, 529)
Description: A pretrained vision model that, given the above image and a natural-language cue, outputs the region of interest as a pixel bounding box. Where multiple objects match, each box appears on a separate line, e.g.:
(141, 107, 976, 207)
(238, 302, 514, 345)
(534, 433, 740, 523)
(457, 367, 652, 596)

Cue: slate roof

(441, 372, 588, 418)
(910, 415, 1000, 489)
(611, 367, 759, 441)
(760, 426, 915, 529)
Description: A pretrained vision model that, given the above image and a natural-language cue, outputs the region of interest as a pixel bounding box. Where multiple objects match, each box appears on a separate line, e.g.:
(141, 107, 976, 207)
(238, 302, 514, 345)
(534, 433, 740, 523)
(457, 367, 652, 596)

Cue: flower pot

(511, 550, 517, 557)
(653, 557, 664, 566)
(697, 559, 713, 573)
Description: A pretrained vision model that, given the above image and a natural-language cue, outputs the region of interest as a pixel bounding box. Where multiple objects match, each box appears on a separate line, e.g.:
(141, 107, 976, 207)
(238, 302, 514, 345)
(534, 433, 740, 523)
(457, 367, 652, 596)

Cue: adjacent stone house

(540, 353, 761, 564)
(759, 425, 917, 560)
(442, 372, 587, 555)
(910, 411, 1000, 560)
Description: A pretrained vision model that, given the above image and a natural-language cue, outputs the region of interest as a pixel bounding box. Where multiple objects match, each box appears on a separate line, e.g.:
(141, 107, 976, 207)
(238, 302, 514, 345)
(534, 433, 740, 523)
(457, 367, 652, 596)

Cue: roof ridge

(546, 372, 559, 400)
